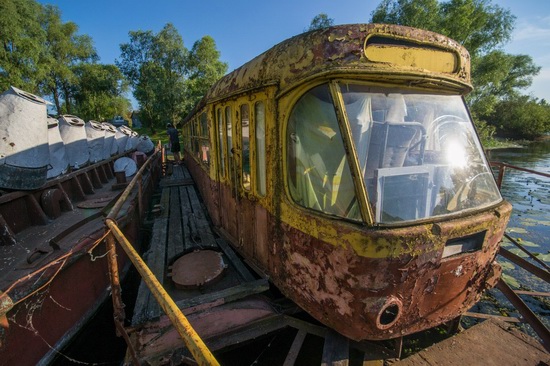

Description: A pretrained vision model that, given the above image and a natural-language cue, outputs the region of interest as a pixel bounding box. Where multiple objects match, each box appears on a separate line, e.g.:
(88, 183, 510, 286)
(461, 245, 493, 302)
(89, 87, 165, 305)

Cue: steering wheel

(447, 171, 492, 211)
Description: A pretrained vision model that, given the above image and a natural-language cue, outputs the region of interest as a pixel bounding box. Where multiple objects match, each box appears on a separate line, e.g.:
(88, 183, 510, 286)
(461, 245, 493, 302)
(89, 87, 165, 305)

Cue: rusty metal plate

(171, 250, 226, 289)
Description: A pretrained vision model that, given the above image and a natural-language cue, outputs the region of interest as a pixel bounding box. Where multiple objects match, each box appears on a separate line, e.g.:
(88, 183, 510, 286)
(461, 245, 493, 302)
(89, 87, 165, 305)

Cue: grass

(133, 127, 170, 147)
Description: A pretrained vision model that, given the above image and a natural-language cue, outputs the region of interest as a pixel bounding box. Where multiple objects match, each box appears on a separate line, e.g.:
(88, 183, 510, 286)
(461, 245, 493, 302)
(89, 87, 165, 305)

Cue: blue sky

(37, 0, 550, 102)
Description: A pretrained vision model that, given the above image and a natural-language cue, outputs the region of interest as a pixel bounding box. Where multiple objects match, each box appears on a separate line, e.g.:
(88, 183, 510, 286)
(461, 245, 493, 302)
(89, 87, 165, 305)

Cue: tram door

(217, 99, 269, 264)
(218, 105, 239, 241)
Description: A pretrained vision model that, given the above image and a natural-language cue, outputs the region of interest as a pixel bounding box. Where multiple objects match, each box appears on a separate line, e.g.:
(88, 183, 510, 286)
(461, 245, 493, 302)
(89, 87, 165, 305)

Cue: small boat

(0, 87, 162, 365)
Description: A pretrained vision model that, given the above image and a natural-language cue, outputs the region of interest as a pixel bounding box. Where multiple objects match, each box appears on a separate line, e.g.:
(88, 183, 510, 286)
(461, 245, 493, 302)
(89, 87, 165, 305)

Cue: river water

(472, 140, 550, 328)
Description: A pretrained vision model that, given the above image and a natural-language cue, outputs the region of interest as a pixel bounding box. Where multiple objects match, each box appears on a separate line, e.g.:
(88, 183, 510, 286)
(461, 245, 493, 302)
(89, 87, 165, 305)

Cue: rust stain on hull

(268, 202, 511, 341)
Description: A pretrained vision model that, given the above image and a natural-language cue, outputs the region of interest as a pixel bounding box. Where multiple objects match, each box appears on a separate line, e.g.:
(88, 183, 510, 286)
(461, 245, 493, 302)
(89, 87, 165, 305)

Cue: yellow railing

(104, 148, 219, 366)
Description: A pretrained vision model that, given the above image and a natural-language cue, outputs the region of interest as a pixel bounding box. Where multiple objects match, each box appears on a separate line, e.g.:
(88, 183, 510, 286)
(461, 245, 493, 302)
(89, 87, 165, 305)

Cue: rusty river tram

(1, 22, 530, 366)
(180, 23, 511, 343)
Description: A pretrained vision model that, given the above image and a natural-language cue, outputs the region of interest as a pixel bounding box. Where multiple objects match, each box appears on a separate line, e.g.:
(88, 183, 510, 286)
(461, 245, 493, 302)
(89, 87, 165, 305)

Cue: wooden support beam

(283, 329, 307, 366)
(322, 330, 349, 366)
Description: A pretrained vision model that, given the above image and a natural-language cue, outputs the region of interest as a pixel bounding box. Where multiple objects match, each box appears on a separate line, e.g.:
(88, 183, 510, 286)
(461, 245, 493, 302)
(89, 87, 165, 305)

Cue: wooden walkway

(125, 164, 549, 365)
(127, 164, 277, 364)
(395, 319, 550, 366)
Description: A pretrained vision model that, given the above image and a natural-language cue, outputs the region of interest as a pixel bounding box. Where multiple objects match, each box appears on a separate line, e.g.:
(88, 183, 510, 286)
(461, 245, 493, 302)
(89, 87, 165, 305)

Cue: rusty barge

(0, 86, 161, 365)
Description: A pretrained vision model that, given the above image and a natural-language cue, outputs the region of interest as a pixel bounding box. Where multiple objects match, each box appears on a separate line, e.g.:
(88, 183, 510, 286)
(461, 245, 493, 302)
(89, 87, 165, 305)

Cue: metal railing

(488, 161, 550, 351)
(104, 148, 219, 366)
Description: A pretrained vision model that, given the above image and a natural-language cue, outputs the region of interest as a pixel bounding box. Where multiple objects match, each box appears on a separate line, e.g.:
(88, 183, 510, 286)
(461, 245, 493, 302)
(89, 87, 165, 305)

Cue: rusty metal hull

(268, 204, 511, 341)
(181, 23, 512, 345)
(0, 153, 161, 365)
(186, 153, 511, 342)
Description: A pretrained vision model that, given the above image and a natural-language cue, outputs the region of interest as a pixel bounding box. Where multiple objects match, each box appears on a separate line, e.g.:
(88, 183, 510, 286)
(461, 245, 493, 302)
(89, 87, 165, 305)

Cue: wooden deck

(394, 319, 550, 366)
(125, 164, 549, 366)
(127, 164, 279, 364)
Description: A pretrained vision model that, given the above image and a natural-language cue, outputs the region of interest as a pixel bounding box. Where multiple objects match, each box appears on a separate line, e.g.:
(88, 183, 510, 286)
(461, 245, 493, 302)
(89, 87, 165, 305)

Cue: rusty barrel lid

(171, 250, 226, 289)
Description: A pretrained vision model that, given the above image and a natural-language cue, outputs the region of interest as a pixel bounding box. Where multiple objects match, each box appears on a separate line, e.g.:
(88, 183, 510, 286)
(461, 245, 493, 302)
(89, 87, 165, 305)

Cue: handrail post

(105, 231, 141, 366)
(105, 219, 220, 366)
(496, 163, 505, 189)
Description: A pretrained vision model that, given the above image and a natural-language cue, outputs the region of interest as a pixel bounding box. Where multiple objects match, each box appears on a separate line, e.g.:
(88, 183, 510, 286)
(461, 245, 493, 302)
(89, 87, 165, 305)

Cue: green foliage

(371, 0, 440, 30)
(370, 0, 546, 140)
(117, 24, 227, 131)
(38, 4, 98, 114)
(490, 96, 550, 139)
(306, 13, 335, 32)
(71, 63, 130, 121)
(0, 0, 46, 92)
(117, 24, 188, 131)
(1, 0, 130, 121)
(469, 51, 541, 118)
(184, 36, 228, 114)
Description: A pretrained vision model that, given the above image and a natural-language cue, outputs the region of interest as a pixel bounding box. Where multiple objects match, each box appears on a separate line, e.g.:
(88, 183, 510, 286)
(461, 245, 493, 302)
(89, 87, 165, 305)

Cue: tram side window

(200, 112, 210, 166)
(225, 106, 233, 183)
(287, 84, 360, 220)
(217, 108, 225, 179)
(240, 104, 251, 191)
(193, 119, 200, 160)
(255, 101, 266, 196)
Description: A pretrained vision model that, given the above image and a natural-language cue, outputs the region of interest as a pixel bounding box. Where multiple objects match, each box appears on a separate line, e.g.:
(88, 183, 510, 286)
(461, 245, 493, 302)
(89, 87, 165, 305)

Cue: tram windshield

(287, 83, 502, 224)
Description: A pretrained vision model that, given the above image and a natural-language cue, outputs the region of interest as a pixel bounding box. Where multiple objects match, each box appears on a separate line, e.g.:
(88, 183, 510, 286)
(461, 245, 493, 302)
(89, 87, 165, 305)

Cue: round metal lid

(171, 250, 226, 289)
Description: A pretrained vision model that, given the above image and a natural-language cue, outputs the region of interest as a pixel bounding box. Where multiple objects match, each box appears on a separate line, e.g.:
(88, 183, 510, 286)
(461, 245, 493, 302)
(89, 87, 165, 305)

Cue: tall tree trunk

(62, 84, 72, 114)
(52, 87, 62, 116)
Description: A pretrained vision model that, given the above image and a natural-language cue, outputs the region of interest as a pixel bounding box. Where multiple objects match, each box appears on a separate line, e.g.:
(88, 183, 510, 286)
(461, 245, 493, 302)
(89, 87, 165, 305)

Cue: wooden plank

(175, 278, 269, 312)
(131, 250, 152, 325)
(463, 311, 521, 323)
(167, 186, 184, 263)
(395, 319, 550, 366)
(283, 329, 308, 366)
(216, 237, 256, 282)
(321, 330, 349, 366)
(203, 314, 288, 353)
(160, 178, 194, 188)
(181, 165, 192, 180)
(133, 185, 171, 324)
(178, 186, 195, 252)
(186, 186, 217, 248)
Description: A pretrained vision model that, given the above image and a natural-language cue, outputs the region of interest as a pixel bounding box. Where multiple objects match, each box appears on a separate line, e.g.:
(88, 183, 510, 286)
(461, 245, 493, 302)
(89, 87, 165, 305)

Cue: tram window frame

(240, 103, 251, 191)
(217, 108, 226, 180)
(286, 83, 361, 221)
(199, 112, 210, 167)
(193, 118, 200, 159)
(225, 106, 234, 186)
(255, 101, 266, 197)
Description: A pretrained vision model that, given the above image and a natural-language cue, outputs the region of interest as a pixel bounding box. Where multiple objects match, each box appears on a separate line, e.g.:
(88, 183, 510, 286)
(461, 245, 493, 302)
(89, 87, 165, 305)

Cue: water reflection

(488, 140, 550, 254)
(476, 140, 550, 328)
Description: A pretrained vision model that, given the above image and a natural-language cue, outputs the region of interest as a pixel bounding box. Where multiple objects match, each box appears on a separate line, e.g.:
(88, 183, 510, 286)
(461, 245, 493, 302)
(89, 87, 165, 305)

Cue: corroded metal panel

(206, 24, 471, 102)
(265, 201, 511, 341)
(239, 198, 256, 259)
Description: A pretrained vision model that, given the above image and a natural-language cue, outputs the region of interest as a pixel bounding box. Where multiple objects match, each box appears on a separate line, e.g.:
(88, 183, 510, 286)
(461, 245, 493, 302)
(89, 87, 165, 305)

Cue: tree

(469, 51, 540, 117)
(490, 96, 550, 139)
(371, 0, 440, 31)
(38, 4, 97, 114)
(0, 0, 46, 92)
(152, 24, 188, 125)
(71, 63, 130, 121)
(370, 0, 545, 138)
(185, 36, 228, 114)
(118, 24, 227, 131)
(117, 24, 187, 132)
(306, 13, 335, 32)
